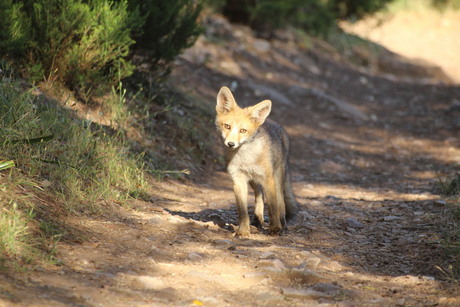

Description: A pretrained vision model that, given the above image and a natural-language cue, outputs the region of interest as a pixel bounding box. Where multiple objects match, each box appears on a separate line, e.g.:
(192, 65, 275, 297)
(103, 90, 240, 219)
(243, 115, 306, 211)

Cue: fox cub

(215, 86, 298, 237)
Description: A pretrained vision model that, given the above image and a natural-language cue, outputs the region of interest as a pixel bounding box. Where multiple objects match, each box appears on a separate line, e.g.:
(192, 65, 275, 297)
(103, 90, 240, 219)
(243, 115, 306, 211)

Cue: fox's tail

(284, 164, 299, 222)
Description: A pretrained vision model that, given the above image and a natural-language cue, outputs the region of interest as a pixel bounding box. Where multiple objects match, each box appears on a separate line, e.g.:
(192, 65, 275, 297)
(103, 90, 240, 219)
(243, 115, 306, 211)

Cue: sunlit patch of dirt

(342, 9, 460, 83)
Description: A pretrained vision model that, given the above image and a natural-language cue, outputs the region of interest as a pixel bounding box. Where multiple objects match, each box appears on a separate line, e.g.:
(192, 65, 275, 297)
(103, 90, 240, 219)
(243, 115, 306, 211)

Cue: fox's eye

(240, 129, 247, 134)
(224, 124, 231, 130)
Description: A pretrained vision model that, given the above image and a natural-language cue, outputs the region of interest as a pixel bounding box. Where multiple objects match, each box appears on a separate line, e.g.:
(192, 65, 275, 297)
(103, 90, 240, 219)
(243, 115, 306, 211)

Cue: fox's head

(215, 86, 271, 151)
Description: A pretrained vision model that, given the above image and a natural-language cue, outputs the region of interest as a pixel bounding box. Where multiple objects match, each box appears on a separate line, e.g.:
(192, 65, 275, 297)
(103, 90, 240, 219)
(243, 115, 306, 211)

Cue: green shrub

(0, 201, 33, 262)
(0, 0, 202, 98)
(129, 0, 203, 66)
(329, 0, 394, 19)
(0, 0, 141, 97)
(214, 0, 394, 36)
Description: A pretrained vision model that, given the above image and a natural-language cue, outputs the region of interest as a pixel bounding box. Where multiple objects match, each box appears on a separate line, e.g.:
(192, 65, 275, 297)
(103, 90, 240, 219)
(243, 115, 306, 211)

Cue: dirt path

(2, 14, 460, 307)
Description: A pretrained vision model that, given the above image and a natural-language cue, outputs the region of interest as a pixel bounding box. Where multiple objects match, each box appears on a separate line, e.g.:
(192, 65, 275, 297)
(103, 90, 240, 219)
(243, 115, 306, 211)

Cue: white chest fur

(227, 136, 267, 182)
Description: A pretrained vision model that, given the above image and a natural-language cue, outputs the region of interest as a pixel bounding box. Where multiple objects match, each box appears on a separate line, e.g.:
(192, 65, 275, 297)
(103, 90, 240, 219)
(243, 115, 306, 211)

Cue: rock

(148, 215, 165, 225)
(133, 276, 165, 290)
(257, 259, 286, 271)
(319, 260, 343, 272)
(434, 200, 447, 207)
(287, 268, 327, 284)
(297, 251, 322, 270)
(118, 274, 165, 290)
(188, 252, 204, 261)
(310, 283, 342, 296)
(208, 213, 226, 228)
(346, 218, 364, 229)
(213, 239, 233, 247)
(383, 216, 401, 221)
(282, 287, 328, 300)
(259, 252, 276, 259)
(248, 81, 292, 105)
(166, 215, 188, 225)
(253, 39, 271, 53)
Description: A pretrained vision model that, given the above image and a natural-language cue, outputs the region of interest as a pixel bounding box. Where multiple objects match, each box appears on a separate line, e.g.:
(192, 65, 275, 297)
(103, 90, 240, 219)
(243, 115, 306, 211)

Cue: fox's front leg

(233, 179, 250, 237)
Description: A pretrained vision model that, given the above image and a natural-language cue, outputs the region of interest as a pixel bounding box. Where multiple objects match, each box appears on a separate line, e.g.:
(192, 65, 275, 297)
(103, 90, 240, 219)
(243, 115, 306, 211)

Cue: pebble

(213, 239, 233, 247)
(188, 252, 203, 261)
(257, 259, 286, 271)
(259, 252, 276, 259)
(310, 283, 342, 296)
(346, 217, 364, 229)
(253, 39, 271, 53)
(287, 268, 327, 284)
(383, 216, 401, 221)
(282, 287, 327, 299)
(118, 274, 165, 290)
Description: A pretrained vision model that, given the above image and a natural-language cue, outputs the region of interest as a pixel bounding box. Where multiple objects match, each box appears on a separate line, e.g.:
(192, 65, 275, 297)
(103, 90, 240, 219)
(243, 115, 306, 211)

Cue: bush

(329, 0, 394, 19)
(0, 0, 202, 98)
(130, 0, 203, 66)
(213, 0, 394, 36)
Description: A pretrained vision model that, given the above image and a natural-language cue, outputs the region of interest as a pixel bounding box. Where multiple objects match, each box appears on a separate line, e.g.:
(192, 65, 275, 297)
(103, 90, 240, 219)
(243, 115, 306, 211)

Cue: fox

(215, 86, 298, 237)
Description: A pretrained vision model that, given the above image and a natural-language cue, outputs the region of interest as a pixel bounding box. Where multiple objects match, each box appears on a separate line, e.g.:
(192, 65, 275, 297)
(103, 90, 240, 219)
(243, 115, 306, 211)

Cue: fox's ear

(250, 100, 271, 124)
(216, 86, 237, 114)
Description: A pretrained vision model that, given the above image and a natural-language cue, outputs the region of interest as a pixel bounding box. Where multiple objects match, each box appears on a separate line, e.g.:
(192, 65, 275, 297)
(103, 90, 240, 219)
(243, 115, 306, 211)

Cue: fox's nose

(227, 142, 235, 148)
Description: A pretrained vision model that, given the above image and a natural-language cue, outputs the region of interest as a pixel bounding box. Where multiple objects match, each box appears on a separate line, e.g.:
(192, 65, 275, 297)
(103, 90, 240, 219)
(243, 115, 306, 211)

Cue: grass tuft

(0, 75, 147, 267)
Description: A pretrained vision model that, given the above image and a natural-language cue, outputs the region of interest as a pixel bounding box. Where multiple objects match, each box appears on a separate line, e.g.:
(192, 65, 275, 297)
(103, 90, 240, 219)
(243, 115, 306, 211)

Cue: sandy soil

(1, 12, 460, 307)
(342, 8, 460, 83)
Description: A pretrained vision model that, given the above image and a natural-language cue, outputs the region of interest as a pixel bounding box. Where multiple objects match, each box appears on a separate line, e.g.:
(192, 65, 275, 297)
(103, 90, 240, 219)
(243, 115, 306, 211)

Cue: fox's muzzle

(225, 141, 238, 151)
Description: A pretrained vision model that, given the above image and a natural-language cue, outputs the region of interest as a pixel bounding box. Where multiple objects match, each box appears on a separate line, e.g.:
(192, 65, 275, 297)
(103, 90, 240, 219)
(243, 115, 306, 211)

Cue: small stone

(131, 275, 165, 290)
(188, 252, 203, 261)
(383, 216, 401, 221)
(258, 259, 286, 271)
(434, 200, 447, 207)
(319, 260, 343, 272)
(346, 218, 364, 229)
(287, 268, 327, 284)
(213, 239, 233, 247)
(253, 39, 271, 53)
(282, 287, 326, 299)
(259, 252, 276, 259)
(297, 251, 322, 270)
(310, 283, 342, 296)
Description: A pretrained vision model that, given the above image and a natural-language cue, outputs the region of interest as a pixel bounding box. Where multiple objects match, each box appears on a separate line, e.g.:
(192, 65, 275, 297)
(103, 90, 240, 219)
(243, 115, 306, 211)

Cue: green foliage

(214, 0, 395, 36)
(0, 1, 30, 55)
(129, 0, 203, 65)
(0, 77, 146, 212)
(0, 201, 33, 262)
(438, 174, 460, 197)
(329, 0, 394, 19)
(0, 0, 202, 98)
(432, 0, 460, 10)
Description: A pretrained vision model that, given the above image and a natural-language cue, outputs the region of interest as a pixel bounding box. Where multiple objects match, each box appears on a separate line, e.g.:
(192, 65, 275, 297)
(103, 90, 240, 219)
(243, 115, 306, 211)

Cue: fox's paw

(268, 224, 283, 236)
(251, 217, 265, 229)
(235, 225, 251, 238)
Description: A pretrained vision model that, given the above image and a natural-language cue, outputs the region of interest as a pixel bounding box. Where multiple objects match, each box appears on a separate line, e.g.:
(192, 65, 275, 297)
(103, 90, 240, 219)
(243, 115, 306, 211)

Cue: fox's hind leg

(264, 176, 283, 235)
(250, 181, 265, 228)
(274, 167, 287, 230)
